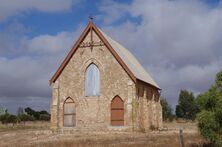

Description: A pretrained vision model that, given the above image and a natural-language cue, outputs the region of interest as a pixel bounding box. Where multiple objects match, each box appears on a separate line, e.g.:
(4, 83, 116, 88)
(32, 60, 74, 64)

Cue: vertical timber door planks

(111, 96, 124, 126)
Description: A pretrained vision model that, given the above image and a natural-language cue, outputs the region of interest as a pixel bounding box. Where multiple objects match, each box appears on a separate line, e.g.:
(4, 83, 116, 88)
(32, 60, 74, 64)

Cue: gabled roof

(50, 21, 160, 89)
(100, 30, 160, 89)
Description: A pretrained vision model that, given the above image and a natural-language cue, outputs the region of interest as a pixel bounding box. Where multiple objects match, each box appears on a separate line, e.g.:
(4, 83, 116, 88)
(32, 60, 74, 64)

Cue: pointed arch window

(63, 98, 76, 127)
(85, 63, 100, 96)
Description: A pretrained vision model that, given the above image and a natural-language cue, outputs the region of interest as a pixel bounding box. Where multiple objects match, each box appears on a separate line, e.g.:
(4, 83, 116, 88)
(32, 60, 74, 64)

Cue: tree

(25, 107, 40, 120)
(39, 114, 50, 121)
(24, 107, 50, 121)
(175, 90, 198, 120)
(17, 107, 24, 116)
(0, 113, 8, 124)
(18, 114, 35, 124)
(160, 98, 173, 121)
(197, 71, 222, 146)
(0, 113, 17, 125)
(7, 115, 17, 125)
(24, 107, 35, 116)
(0, 106, 6, 116)
(39, 110, 50, 121)
(39, 110, 49, 115)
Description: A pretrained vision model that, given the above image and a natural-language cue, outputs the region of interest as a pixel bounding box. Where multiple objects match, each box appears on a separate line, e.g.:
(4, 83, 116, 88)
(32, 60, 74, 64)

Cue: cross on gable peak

(89, 15, 93, 23)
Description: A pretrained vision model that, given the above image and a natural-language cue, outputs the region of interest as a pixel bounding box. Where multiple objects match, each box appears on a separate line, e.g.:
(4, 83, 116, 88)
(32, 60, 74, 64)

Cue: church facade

(50, 20, 162, 132)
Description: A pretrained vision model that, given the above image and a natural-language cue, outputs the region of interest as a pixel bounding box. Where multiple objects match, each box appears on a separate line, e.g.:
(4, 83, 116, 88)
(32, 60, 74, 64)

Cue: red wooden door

(111, 96, 124, 126)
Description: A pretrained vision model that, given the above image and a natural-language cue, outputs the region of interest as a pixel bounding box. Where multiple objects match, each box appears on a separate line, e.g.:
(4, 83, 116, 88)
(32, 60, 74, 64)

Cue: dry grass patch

(0, 121, 209, 147)
(0, 121, 49, 132)
(26, 132, 206, 147)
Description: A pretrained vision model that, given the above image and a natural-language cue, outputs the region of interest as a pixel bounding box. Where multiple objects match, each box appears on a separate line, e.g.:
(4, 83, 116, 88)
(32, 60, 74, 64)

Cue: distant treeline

(161, 70, 222, 146)
(161, 89, 199, 122)
(0, 107, 50, 125)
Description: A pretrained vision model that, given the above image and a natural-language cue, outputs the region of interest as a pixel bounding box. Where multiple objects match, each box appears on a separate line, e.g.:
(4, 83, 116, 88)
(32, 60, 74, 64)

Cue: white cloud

(150, 61, 222, 107)
(21, 24, 84, 54)
(99, 0, 222, 107)
(0, 22, 84, 98)
(25, 32, 75, 54)
(1, 0, 222, 112)
(97, 1, 130, 24)
(0, 0, 79, 21)
(0, 22, 28, 56)
(0, 22, 84, 113)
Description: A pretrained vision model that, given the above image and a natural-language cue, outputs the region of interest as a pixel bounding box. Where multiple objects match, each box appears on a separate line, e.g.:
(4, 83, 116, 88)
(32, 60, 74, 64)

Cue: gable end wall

(51, 30, 136, 131)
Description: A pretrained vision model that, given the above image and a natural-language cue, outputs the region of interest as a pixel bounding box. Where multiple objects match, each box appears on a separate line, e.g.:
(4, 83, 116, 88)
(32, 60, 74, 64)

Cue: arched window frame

(85, 63, 100, 97)
(63, 97, 76, 127)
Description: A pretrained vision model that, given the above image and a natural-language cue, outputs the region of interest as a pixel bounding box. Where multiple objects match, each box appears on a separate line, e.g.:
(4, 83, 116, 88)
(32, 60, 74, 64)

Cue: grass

(0, 121, 210, 147)
(0, 121, 50, 132)
(27, 132, 207, 147)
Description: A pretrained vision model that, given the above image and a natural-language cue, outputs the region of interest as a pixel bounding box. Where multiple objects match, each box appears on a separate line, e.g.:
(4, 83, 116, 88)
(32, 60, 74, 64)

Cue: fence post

(179, 129, 185, 147)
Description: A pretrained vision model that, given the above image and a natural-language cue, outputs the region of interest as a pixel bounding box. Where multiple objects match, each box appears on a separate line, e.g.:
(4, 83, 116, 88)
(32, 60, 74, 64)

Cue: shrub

(8, 115, 17, 125)
(160, 98, 173, 121)
(39, 114, 50, 121)
(150, 125, 157, 131)
(24, 107, 50, 120)
(18, 114, 35, 123)
(0, 107, 6, 116)
(197, 71, 222, 146)
(0, 113, 17, 125)
(197, 110, 222, 146)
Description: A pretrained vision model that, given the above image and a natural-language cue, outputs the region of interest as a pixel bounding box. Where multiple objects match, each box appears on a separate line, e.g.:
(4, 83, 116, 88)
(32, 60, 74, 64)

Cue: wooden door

(111, 96, 124, 126)
(63, 98, 76, 127)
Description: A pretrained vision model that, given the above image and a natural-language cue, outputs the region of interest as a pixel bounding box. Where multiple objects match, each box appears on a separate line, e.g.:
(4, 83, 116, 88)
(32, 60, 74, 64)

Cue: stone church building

(50, 20, 162, 132)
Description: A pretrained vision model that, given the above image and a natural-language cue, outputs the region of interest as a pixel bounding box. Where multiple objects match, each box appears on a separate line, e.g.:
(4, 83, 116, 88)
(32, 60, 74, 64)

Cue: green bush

(0, 113, 17, 125)
(197, 71, 222, 146)
(24, 107, 50, 120)
(8, 115, 17, 125)
(149, 125, 158, 131)
(0, 113, 8, 124)
(0, 107, 50, 125)
(39, 114, 50, 121)
(197, 110, 222, 146)
(18, 114, 35, 123)
(0, 107, 6, 116)
(160, 98, 173, 122)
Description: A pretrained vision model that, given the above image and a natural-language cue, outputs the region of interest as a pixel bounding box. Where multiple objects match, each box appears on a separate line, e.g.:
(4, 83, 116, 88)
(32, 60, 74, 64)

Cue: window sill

(84, 95, 100, 99)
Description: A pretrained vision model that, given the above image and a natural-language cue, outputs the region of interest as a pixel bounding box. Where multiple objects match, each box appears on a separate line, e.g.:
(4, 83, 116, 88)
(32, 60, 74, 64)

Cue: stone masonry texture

(50, 29, 162, 132)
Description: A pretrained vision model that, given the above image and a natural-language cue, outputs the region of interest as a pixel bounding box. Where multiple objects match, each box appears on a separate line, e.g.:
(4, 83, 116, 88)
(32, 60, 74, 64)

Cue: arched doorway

(111, 96, 124, 126)
(63, 98, 76, 127)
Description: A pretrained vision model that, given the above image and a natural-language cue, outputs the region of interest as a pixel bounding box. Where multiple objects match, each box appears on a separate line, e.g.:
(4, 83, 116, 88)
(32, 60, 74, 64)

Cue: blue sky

(0, 0, 134, 37)
(0, 1, 97, 36)
(0, 0, 222, 113)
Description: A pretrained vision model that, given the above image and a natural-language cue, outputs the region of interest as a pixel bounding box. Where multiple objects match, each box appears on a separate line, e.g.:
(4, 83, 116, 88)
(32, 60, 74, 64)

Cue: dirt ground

(0, 121, 207, 147)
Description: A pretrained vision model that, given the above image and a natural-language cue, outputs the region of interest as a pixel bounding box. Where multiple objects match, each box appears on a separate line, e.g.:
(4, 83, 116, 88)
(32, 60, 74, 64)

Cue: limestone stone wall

(50, 29, 162, 132)
(134, 82, 163, 131)
(51, 30, 136, 131)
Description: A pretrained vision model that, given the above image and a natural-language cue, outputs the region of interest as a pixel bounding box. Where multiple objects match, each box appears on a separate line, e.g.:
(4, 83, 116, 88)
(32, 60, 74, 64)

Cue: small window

(85, 63, 100, 96)
(63, 98, 76, 127)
